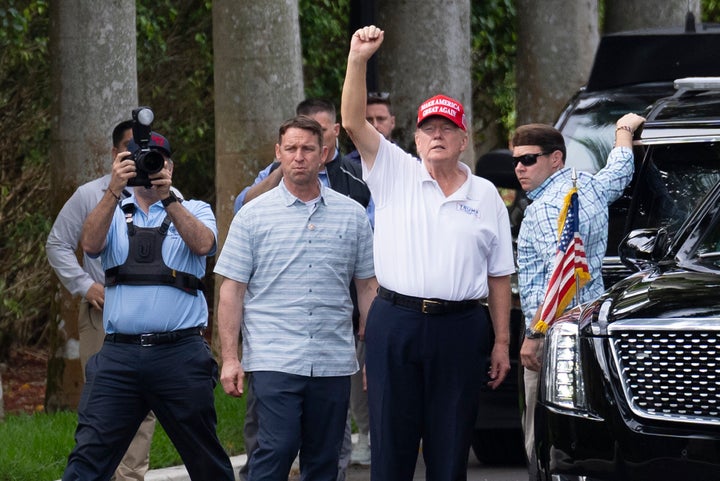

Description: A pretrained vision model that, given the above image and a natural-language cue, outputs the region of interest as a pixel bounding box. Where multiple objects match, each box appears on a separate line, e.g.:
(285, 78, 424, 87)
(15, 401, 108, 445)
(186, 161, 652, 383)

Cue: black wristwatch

(525, 328, 545, 339)
(161, 191, 179, 208)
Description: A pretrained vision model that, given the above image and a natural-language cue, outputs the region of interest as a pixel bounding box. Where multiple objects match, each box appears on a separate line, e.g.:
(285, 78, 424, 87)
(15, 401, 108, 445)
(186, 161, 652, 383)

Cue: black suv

(534, 78, 720, 481)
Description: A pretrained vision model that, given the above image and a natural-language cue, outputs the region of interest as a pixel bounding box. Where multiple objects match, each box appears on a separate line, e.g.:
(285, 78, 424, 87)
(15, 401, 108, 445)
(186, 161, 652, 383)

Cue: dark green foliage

(471, 0, 516, 148)
(299, 0, 351, 150)
(704, 0, 720, 21)
(0, 0, 52, 359)
(299, 0, 351, 107)
(136, 0, 215, 202)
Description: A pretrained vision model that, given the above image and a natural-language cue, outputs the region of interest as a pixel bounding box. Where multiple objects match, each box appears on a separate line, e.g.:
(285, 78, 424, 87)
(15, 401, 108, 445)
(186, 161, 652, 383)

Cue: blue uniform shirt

(97, 195, 217, 334)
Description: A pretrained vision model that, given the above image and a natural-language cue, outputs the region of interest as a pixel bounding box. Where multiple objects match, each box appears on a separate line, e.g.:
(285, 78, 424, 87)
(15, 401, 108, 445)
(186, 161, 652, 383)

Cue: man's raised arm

(341, 25, 385, 171)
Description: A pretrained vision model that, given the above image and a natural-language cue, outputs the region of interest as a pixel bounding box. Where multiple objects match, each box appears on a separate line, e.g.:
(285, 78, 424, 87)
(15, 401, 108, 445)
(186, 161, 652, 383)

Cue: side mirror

(619, 228, 669, 272)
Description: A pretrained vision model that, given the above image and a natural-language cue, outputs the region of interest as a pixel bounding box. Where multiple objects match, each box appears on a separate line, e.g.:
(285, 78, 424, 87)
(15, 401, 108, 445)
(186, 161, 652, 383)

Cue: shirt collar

(527, 167, 569, 201)
(420, 161, 474, 199)
(279, 178, 328, 207)
(118, 194, 165, 224)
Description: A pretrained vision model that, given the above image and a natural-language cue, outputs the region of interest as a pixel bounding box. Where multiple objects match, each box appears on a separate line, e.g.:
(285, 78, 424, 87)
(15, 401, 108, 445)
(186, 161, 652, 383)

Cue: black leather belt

(104, 326, 204, 347)
(377, 286, 479, 315)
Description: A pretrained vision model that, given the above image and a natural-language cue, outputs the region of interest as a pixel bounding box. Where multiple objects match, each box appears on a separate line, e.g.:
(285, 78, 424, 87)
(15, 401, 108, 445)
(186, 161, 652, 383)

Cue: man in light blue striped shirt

(215, 116, 377, 481)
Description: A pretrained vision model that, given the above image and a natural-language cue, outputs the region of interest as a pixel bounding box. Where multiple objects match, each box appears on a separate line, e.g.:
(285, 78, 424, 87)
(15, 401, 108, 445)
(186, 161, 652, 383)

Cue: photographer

(46, 120, 157, 481)
(61, 117, 234, 480)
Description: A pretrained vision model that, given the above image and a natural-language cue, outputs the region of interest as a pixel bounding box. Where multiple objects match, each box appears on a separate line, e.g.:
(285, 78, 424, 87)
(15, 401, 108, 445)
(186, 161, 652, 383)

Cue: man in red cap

(341, 25, 514, 481)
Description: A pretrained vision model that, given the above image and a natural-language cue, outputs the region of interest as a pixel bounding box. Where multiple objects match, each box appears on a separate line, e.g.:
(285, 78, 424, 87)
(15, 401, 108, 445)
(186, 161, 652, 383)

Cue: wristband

(107, 189, 121, 202)
(615, 125, 634, 134)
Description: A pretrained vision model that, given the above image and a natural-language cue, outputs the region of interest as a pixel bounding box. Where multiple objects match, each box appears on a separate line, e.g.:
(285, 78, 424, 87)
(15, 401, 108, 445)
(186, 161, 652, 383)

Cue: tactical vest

(105, 203, 203, 296)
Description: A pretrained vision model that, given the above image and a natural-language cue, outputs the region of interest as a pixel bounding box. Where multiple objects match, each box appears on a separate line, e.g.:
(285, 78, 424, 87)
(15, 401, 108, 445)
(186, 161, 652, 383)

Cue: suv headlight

(542, 321, 586, 410)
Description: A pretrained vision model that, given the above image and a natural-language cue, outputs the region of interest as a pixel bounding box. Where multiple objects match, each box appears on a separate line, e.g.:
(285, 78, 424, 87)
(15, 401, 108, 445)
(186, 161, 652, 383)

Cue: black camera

(127, 107, 166, 187)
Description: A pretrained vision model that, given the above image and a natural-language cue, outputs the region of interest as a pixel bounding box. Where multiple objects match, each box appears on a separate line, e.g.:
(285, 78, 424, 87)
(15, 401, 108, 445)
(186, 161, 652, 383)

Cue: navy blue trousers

(365, 298, 489, 481)
(62, 335, 234, 481)
(249, 371, 350, 481)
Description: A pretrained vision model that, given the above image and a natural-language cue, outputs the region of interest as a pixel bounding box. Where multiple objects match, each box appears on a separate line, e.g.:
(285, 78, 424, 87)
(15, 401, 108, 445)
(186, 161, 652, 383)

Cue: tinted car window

(559, 85, 677, 174)
(680, 188, 720, 264)
(694, 216, 720, 261)
(630, 141, 720, 236)
(652, 93, 720, 121)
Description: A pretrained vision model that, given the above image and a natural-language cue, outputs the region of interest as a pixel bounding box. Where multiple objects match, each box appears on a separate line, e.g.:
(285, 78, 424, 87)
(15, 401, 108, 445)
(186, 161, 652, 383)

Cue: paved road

(345, 451, 528, 481)
(144, 449, 528, 481)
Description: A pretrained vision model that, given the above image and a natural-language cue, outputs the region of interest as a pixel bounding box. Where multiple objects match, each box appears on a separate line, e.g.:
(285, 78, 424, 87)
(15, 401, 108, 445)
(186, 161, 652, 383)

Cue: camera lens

(136, 150, 165, 174)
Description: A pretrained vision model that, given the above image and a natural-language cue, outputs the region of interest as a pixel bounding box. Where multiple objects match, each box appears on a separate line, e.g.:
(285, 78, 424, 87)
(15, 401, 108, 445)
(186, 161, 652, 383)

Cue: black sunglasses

(512, 151, 551, 168)
(367, 91, 390, 100)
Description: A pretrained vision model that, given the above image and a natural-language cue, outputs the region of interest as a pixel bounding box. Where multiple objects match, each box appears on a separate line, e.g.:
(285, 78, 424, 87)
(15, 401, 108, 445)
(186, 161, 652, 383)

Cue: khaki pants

(522, 368, 539, 462)
(79, 301, 156, 481)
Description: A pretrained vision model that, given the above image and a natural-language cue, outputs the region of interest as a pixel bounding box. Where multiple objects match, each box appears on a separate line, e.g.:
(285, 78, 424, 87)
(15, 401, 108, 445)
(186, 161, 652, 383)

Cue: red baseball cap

(416, 94, 467, 131)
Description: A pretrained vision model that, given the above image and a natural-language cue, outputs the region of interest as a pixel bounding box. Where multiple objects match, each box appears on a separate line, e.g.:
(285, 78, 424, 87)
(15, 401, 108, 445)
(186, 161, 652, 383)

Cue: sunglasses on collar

(512, 151, 552, 168)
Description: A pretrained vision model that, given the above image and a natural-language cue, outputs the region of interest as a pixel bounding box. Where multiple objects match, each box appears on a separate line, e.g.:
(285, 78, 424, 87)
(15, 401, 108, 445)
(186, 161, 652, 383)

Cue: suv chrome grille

(609, 320, 720, 425)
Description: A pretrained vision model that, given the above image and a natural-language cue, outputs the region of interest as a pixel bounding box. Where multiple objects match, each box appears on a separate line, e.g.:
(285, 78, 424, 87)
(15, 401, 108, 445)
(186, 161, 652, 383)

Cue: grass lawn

(0, 383, 247, 481)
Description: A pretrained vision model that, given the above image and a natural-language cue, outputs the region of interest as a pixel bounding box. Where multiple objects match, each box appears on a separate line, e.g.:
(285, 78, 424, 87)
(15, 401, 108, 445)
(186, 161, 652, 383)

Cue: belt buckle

(421, 299, 441, 314)
(139, 333, 156, 347)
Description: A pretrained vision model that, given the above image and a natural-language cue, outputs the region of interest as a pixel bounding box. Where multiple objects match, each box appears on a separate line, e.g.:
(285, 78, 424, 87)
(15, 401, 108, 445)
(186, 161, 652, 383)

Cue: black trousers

(62, 335, 234, 481)
(249, 371, 350, 481)
(365, 298, 489, 481)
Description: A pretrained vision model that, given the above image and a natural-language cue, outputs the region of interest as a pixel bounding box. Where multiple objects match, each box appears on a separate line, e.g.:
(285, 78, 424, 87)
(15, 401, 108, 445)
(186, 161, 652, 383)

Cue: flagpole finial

(571, 168, 578, 187)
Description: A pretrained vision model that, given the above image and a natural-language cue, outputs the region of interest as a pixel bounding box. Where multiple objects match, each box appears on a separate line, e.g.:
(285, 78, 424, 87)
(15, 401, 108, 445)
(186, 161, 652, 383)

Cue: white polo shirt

(363, 136, 515, 301)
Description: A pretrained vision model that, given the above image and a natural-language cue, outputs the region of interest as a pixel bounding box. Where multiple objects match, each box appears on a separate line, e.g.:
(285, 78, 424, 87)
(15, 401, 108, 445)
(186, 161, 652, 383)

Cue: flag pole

(531, 168, 590, 335)
(572, 168, 582, 309)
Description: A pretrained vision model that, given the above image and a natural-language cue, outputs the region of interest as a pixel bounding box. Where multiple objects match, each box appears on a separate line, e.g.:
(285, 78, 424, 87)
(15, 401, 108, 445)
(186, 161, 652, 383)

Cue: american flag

(532, 186, 590, 334)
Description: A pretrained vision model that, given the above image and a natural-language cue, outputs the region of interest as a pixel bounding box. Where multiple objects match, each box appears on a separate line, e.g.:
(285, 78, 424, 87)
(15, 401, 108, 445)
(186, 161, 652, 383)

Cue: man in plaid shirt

(513, 113, 645, 474)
